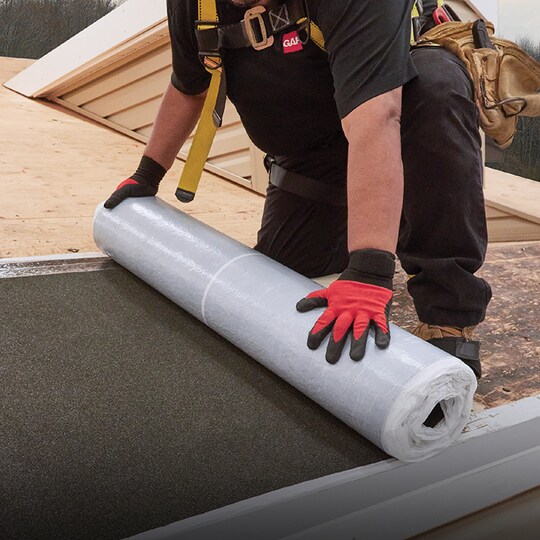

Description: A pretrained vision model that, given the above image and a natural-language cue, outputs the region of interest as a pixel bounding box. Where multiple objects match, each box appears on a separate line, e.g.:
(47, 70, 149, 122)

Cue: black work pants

(254, 47, 492, 328)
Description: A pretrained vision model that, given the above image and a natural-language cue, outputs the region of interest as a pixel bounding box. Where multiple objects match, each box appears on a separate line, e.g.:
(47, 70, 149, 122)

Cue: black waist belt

(267, 159, 347, 207)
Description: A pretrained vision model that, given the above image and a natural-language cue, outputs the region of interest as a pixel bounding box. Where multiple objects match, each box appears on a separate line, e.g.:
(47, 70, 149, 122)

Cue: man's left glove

(104, 155, 166, 209)
(296, 248, 395, 364)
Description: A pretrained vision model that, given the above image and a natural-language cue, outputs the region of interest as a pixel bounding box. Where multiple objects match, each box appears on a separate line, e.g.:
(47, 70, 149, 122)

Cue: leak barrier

(93, 198, 476, 461)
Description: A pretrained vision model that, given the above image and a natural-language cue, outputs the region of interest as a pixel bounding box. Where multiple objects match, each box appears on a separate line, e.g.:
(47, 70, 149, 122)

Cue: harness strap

(176, 0, 224, 202)
(308, 20, 325, 51)
(176, 71, 224, 202)
(197, 0, 311, 53)
(177, 0, 325, 202)
(267, 158, 347, 207)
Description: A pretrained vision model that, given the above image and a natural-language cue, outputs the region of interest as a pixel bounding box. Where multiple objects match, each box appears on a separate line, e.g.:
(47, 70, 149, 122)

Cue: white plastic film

(93, 198, 476, 462)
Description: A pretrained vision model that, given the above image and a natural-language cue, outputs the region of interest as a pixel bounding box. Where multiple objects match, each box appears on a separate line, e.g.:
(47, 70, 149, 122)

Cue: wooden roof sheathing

(4, 0, 258, 192)
(0, 57, 265, 259)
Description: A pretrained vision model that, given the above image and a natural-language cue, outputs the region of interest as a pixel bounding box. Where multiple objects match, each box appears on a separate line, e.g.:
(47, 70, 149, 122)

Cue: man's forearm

(144, 82, 207, 170)
(342, 88, 404, 254)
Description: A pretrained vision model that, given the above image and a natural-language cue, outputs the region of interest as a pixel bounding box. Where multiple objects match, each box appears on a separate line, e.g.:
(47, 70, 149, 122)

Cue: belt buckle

(244, 6, 274, 51)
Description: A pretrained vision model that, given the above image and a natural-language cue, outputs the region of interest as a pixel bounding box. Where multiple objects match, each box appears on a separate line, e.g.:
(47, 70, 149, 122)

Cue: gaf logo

(282, 30, 303, 54)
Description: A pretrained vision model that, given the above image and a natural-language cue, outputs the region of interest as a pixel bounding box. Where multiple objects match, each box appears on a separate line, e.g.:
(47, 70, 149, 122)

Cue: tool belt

(416, 20, 540, 148)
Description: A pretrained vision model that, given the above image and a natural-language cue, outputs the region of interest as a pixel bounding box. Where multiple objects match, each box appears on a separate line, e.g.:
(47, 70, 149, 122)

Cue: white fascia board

(130, 395, 540, 540)
(4, 0, 167, 97)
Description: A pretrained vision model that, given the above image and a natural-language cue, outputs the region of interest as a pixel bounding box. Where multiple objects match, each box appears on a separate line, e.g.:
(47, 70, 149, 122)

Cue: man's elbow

(342, 87, 402, 142)
(168, 81, 207, 103)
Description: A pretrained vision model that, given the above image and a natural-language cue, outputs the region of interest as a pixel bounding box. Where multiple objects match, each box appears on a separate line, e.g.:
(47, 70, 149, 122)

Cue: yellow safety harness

(175, 0, 223, 202)
(176, 0, 325, 202)
(176, 0, 442, 202)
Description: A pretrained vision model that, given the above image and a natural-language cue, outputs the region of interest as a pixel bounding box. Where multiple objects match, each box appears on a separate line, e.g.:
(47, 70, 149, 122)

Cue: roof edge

(3, 0, 167, 97)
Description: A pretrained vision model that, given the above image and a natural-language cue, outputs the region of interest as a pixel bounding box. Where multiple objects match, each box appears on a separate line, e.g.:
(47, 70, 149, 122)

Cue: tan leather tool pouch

(416, 21, 540, 148)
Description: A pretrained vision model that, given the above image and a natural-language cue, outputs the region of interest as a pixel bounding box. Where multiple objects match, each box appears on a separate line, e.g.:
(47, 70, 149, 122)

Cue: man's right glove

(104, 155, 167, 209)
(296, 248, 395, 364)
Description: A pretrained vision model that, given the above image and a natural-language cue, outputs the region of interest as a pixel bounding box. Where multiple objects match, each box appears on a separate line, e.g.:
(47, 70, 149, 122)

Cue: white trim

(3, 0, 167, 97)
(129, 396, 540, 539)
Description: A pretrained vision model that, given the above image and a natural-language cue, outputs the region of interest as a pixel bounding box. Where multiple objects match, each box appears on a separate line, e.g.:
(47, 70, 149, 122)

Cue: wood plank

(487, 216, 540, 243)
(136, 125, 154, 138)
(106, 97, 162, 131)
(209, 153, 251, 178)
(485, 205, 511, 219)
(62, 46, 171, 106)
(209, 125, 251, 158)
(53, 98, 251, 189)
(54, 32, 170, 98)
(0, 217, 97, 258)
(485, 168, 540, 225)
(221, 104, 241, 126)
(82, 68, 169, 118)
(52, 97, 256, 189)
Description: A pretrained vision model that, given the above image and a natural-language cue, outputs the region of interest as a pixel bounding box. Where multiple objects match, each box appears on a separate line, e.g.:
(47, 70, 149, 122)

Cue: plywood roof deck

(1, 56, 539, 412)
(0, 57, 265, 258)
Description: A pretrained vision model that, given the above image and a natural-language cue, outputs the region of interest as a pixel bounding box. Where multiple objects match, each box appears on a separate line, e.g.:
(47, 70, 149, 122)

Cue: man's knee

(402, 47, 481, 146)
(406, 47, 475, 107)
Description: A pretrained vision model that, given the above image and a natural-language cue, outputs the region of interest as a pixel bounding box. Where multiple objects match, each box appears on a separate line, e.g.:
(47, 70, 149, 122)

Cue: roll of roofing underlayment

(93, 198, 476, 462)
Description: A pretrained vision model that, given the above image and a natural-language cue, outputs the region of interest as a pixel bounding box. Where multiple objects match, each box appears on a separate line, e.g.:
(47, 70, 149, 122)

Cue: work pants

(254, 47, 492, 328)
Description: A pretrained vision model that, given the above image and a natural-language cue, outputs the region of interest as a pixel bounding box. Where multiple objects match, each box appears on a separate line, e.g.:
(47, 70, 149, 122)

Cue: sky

(493, 0, 540, 41)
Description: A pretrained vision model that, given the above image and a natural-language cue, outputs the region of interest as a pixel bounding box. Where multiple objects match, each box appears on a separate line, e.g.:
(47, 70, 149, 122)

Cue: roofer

(105, 0, 491, 378)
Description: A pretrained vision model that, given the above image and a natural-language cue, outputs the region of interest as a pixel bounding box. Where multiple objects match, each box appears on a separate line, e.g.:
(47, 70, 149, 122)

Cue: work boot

(413, 323, 482, 379)
(414, 323, 481, 428)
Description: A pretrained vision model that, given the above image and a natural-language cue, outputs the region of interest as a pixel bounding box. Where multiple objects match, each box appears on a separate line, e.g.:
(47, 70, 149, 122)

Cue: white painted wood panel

(82, 68, 170, 118)
(4, 0, 168, 97)
(209, 153, 252, 178)
(485, 205, 511, 219)
(62, 46, 171, 107)
(106, 97, 163, 131)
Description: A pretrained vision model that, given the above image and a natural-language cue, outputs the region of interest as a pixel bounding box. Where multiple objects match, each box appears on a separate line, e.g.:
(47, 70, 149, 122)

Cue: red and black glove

(104, 155, 166, 209)
(296, 248, 395, 364)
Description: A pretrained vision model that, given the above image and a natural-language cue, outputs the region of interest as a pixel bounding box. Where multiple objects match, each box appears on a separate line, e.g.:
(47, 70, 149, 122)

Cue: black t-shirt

(167, 0, 417, 183)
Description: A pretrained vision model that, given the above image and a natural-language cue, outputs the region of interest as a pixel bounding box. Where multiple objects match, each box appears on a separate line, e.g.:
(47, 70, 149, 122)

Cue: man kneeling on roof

(106, 0, 490, 378)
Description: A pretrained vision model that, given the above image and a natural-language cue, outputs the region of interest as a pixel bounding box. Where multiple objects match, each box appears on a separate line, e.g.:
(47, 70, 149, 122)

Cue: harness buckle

(201, 54, 222, 71)
(244, 6, 274, 51)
